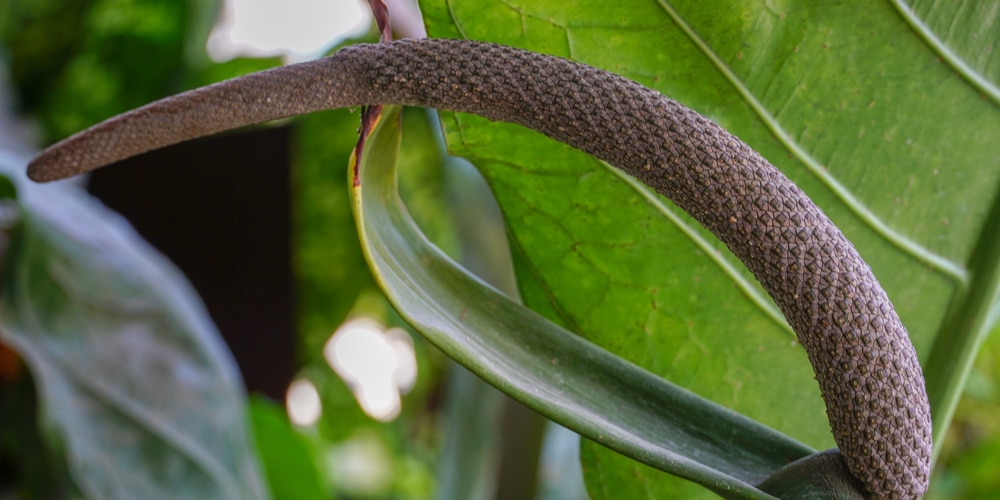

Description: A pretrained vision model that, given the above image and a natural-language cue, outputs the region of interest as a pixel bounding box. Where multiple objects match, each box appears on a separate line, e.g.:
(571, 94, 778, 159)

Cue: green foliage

(249, 397, 327, 500)
(0, 0, 218, 142)
(0, 158, 266, 498)
(0, 0, 997, 497)
(420, 0, 999, 496)
(352, 105, 825, 498)
(294, 104, 380, 357)
(930, 321, 1000, 498)
(293, 66, 466, 497)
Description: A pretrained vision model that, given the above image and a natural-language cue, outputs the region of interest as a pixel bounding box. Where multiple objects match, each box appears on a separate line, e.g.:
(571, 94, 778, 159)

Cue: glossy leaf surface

(350, 106, 821, 499)
(420, 0, 999, 496)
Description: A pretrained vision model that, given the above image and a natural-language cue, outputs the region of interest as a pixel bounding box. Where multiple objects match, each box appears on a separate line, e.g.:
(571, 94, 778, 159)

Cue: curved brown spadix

(28, 38, 931, 498)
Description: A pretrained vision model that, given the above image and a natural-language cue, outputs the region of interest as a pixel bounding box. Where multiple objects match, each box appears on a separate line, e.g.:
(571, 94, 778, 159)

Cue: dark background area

(87, 126, 296, 399)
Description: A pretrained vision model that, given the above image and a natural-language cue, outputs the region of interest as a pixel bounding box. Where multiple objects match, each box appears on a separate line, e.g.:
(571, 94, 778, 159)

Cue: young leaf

(350, 105, 815, 499)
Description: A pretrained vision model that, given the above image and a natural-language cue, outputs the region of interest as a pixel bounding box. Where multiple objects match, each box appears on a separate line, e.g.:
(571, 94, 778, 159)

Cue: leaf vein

(889, 0, 1000, 106)
(603, 162, 794, 336)
(653, 0, 968, 284)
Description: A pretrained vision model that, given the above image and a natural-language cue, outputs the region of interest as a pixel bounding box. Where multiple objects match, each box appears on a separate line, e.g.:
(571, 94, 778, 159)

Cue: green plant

(1, 0, 997, 498)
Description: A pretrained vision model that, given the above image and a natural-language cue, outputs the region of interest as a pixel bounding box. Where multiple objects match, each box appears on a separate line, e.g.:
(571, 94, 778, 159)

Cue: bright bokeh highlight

(324, 318, 417, 421)
(208, 0, 369, 61)
(286, 378, 322, 426)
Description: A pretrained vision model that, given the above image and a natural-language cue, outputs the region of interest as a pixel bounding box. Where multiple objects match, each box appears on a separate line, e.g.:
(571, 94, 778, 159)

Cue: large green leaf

(0, 153, 267, 499)
(350, 105, 830, 499)
(420, 0, 999, 496)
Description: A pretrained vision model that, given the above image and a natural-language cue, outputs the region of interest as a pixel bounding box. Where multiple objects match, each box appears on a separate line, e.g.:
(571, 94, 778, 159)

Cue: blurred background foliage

(0, 0, 472, 498)
(0, 0, 215, 143)
(0, 0, 558, 498)
(0, 0, 995, 498)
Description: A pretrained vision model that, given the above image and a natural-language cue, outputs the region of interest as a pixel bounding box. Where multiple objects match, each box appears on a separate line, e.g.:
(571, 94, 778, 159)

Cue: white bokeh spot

(208, 0, 370, 61)
(286, 378, 322, 426)
(324, 318, 417, 421)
